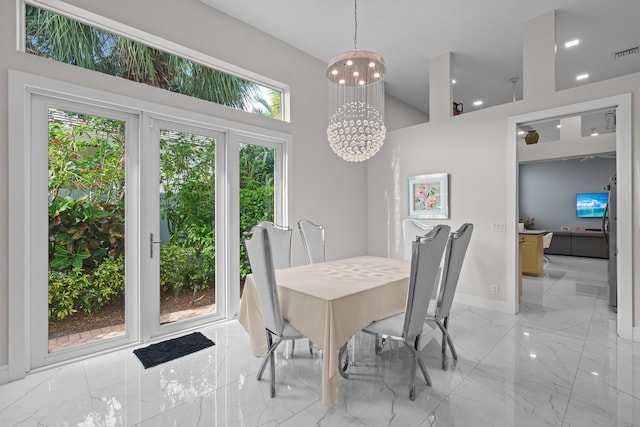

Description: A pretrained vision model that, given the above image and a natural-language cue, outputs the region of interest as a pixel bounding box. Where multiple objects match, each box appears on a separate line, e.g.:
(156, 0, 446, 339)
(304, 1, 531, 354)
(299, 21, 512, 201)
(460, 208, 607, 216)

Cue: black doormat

(134, 332, 215, 369)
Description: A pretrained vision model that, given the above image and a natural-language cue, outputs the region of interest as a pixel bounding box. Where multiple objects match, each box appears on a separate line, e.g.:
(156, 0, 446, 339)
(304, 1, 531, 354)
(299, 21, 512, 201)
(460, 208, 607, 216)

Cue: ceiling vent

(614, 46, 639, 59)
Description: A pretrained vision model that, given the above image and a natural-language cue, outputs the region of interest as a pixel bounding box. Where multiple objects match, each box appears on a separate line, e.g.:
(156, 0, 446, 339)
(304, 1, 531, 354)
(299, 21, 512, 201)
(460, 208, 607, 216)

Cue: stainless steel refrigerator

(603, 175, 617, 312)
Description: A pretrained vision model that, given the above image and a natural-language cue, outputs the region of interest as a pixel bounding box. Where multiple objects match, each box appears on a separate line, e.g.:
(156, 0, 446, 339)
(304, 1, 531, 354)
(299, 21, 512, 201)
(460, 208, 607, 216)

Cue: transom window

(24, 3, 283, 120)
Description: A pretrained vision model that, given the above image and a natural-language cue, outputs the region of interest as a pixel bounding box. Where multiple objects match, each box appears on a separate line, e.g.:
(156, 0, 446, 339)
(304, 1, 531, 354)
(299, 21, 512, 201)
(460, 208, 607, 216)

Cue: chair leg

(443, 316, 458, 361)
(338, 343, 349, 379)
(256, 332, 283, 398)
(257, 332, 273, 381)
(404, 336, 432, 401)
(435, 317, 457, 370)
(440, 322, 447, 370)
(408, 340, 417, 401)
(269, 340, 276, 397)
(413, 336, 431, 386)
(290, 339, 295, 358)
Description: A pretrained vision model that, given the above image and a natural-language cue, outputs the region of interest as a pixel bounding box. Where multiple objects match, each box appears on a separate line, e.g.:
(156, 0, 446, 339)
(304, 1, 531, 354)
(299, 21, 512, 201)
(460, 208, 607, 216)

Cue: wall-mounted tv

(576, 192, 608, 218)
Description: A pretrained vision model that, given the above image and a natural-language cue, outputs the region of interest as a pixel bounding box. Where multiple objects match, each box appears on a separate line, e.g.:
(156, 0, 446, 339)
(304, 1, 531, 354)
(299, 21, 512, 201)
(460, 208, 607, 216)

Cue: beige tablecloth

(238, 255, 410, 406)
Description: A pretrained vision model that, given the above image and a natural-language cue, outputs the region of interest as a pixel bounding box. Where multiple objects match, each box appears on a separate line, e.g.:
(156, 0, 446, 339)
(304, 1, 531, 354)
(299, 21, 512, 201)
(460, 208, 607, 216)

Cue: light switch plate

(491, 222, 506, 231)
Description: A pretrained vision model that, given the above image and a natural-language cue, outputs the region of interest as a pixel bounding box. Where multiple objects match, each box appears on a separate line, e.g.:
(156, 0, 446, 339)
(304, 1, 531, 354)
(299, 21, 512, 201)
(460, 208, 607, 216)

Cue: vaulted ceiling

(200, 0, 640, 117)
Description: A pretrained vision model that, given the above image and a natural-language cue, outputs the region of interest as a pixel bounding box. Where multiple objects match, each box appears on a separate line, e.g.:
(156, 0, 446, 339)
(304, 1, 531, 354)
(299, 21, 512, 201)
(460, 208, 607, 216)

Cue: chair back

(298, 219, 326, 264)
(243, 225, 284, 336)
(543, 232, 553, 249)
(402, 225, 450, 339)
(402, 219, 434, 261)
(258, 221, 292, 269)
(435, 223, 474, 320)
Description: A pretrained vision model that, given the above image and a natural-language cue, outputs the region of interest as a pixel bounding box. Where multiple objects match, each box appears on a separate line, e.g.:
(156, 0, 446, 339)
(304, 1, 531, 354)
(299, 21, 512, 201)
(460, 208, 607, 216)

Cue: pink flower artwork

(413, 182, 441, 211)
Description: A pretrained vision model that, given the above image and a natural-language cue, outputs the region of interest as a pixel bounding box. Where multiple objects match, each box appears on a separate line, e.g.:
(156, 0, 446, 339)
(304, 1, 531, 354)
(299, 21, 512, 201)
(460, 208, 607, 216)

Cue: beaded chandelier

(326, 0, 386, 162)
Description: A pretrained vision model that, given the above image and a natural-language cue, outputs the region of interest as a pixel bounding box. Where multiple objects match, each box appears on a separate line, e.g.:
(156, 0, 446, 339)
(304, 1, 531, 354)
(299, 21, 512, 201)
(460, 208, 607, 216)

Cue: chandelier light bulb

(331, 69, 339, 75)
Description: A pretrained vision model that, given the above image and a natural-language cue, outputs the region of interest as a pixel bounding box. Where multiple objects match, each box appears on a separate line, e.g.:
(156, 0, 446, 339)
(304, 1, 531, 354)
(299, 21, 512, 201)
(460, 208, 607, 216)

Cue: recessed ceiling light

(518, 130, 525, 135)
(557, 124, 562, 128)
(576, 73, 589, 81)
(591, 131, 599, 136)
(565, 39, 580, 48)
(451, 79, 456, 84)
(473, 100, 483, 106)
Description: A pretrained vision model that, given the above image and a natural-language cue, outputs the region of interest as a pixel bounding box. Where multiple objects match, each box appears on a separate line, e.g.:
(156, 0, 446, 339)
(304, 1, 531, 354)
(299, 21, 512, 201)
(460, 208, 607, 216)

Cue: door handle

(150, 233, 164, 258)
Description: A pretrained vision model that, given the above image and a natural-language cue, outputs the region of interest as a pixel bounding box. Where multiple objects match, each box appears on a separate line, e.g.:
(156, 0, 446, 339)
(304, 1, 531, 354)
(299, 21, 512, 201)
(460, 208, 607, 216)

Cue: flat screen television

(576, 192, 608, 218)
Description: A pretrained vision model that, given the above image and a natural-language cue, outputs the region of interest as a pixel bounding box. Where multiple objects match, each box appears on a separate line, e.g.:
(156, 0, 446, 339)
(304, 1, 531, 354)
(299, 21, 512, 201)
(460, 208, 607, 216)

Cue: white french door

(141, 116, 227, 339)
(9, 71, 291, 377)
(29, 94, 140, 369)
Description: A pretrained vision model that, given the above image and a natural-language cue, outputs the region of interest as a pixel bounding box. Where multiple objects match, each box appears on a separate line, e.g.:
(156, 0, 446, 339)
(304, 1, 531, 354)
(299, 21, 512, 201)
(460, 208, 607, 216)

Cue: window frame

(20, 0, 290, 122)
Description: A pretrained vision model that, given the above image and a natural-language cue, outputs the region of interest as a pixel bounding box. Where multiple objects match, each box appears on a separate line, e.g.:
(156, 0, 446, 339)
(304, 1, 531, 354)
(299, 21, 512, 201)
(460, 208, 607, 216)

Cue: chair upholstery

(426, 223, 474, 370)
(243, 225, 306, 398)
(297, 219, 326, 264)
(257, 221, 292, 269)
(361, 224, 450, 400)
(402, 219, 434, 261)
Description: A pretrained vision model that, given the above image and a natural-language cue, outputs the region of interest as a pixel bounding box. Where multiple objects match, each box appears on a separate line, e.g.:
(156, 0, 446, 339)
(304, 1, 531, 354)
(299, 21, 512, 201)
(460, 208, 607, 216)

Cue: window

(24, 3, 283, 120)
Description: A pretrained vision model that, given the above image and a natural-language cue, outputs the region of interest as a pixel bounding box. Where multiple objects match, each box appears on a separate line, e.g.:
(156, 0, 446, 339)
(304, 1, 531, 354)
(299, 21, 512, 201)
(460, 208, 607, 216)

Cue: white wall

(0, 0, 422, 367)
(385, 95, 428, 130)
(367, 11, 640, 321)
(519, 158, 616, 231)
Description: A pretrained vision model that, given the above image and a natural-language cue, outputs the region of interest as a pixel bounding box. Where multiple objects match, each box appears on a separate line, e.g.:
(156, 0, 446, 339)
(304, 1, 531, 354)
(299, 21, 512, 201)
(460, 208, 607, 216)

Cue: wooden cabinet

(545, 230, 608, 258)
(519, 232, 544, 277)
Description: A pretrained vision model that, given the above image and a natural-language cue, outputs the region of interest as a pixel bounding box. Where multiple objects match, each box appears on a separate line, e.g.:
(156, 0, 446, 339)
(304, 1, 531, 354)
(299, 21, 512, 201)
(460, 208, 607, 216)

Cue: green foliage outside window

(25, 5, 281, 119)
(47, 111, 276, 318)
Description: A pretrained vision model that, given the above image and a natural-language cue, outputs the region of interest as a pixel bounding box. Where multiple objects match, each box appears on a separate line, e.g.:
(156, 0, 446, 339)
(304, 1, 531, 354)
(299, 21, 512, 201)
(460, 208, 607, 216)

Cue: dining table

(238, 255, 411, 406)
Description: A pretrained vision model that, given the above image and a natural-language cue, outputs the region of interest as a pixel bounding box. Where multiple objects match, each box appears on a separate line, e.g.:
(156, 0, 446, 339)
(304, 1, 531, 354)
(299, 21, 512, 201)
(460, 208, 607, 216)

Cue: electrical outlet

(490, 284, 499, 295)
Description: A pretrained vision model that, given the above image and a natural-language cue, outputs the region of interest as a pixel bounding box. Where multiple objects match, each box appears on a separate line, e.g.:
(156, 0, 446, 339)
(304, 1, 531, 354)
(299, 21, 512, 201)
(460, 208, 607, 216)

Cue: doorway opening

(507, 94, 632, 339)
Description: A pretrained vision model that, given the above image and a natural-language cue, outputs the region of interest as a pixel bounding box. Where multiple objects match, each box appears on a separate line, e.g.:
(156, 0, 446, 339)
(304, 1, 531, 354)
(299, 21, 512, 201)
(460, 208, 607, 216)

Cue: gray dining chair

(243, 225, 308, 398)
(425, 223, 473, 370)
(370, 219, 441, 356)
(360, 224, 450, 400)
(257, 221, 292, 269)
(256, 221, 307, 356)
(297, 219, 326, 264)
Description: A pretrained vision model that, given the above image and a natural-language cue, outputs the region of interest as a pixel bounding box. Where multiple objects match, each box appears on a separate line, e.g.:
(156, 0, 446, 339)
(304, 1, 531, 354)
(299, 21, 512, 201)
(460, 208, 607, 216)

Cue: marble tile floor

(2, 255, 639, 426)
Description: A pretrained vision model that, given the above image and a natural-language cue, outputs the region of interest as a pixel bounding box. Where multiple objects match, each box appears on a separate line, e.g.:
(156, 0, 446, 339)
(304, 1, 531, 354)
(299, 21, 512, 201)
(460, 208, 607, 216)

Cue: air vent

(614, 46, 639, 59)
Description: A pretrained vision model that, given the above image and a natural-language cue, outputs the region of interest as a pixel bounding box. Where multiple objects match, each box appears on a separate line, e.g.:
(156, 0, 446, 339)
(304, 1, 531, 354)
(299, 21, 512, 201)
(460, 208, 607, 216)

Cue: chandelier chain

(353, 0, 358, 50)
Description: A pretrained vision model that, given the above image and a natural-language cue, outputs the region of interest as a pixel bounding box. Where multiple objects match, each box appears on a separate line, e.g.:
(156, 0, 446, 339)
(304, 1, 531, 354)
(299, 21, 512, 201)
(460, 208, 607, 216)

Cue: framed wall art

(407, 173, 449, 219)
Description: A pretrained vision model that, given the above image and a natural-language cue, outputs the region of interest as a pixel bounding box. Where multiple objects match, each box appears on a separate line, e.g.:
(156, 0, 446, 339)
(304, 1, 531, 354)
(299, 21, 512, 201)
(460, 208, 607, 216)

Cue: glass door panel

(47, 108, 127, 353)
(239, 143, 276, 296)
(158, 129, 218, 324)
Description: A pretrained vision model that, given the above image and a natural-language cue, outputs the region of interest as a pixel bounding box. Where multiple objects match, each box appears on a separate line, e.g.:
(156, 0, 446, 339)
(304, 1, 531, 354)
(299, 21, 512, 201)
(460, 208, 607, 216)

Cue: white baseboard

(0, 364, 8, 384)
(454, 293, 513, 314)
